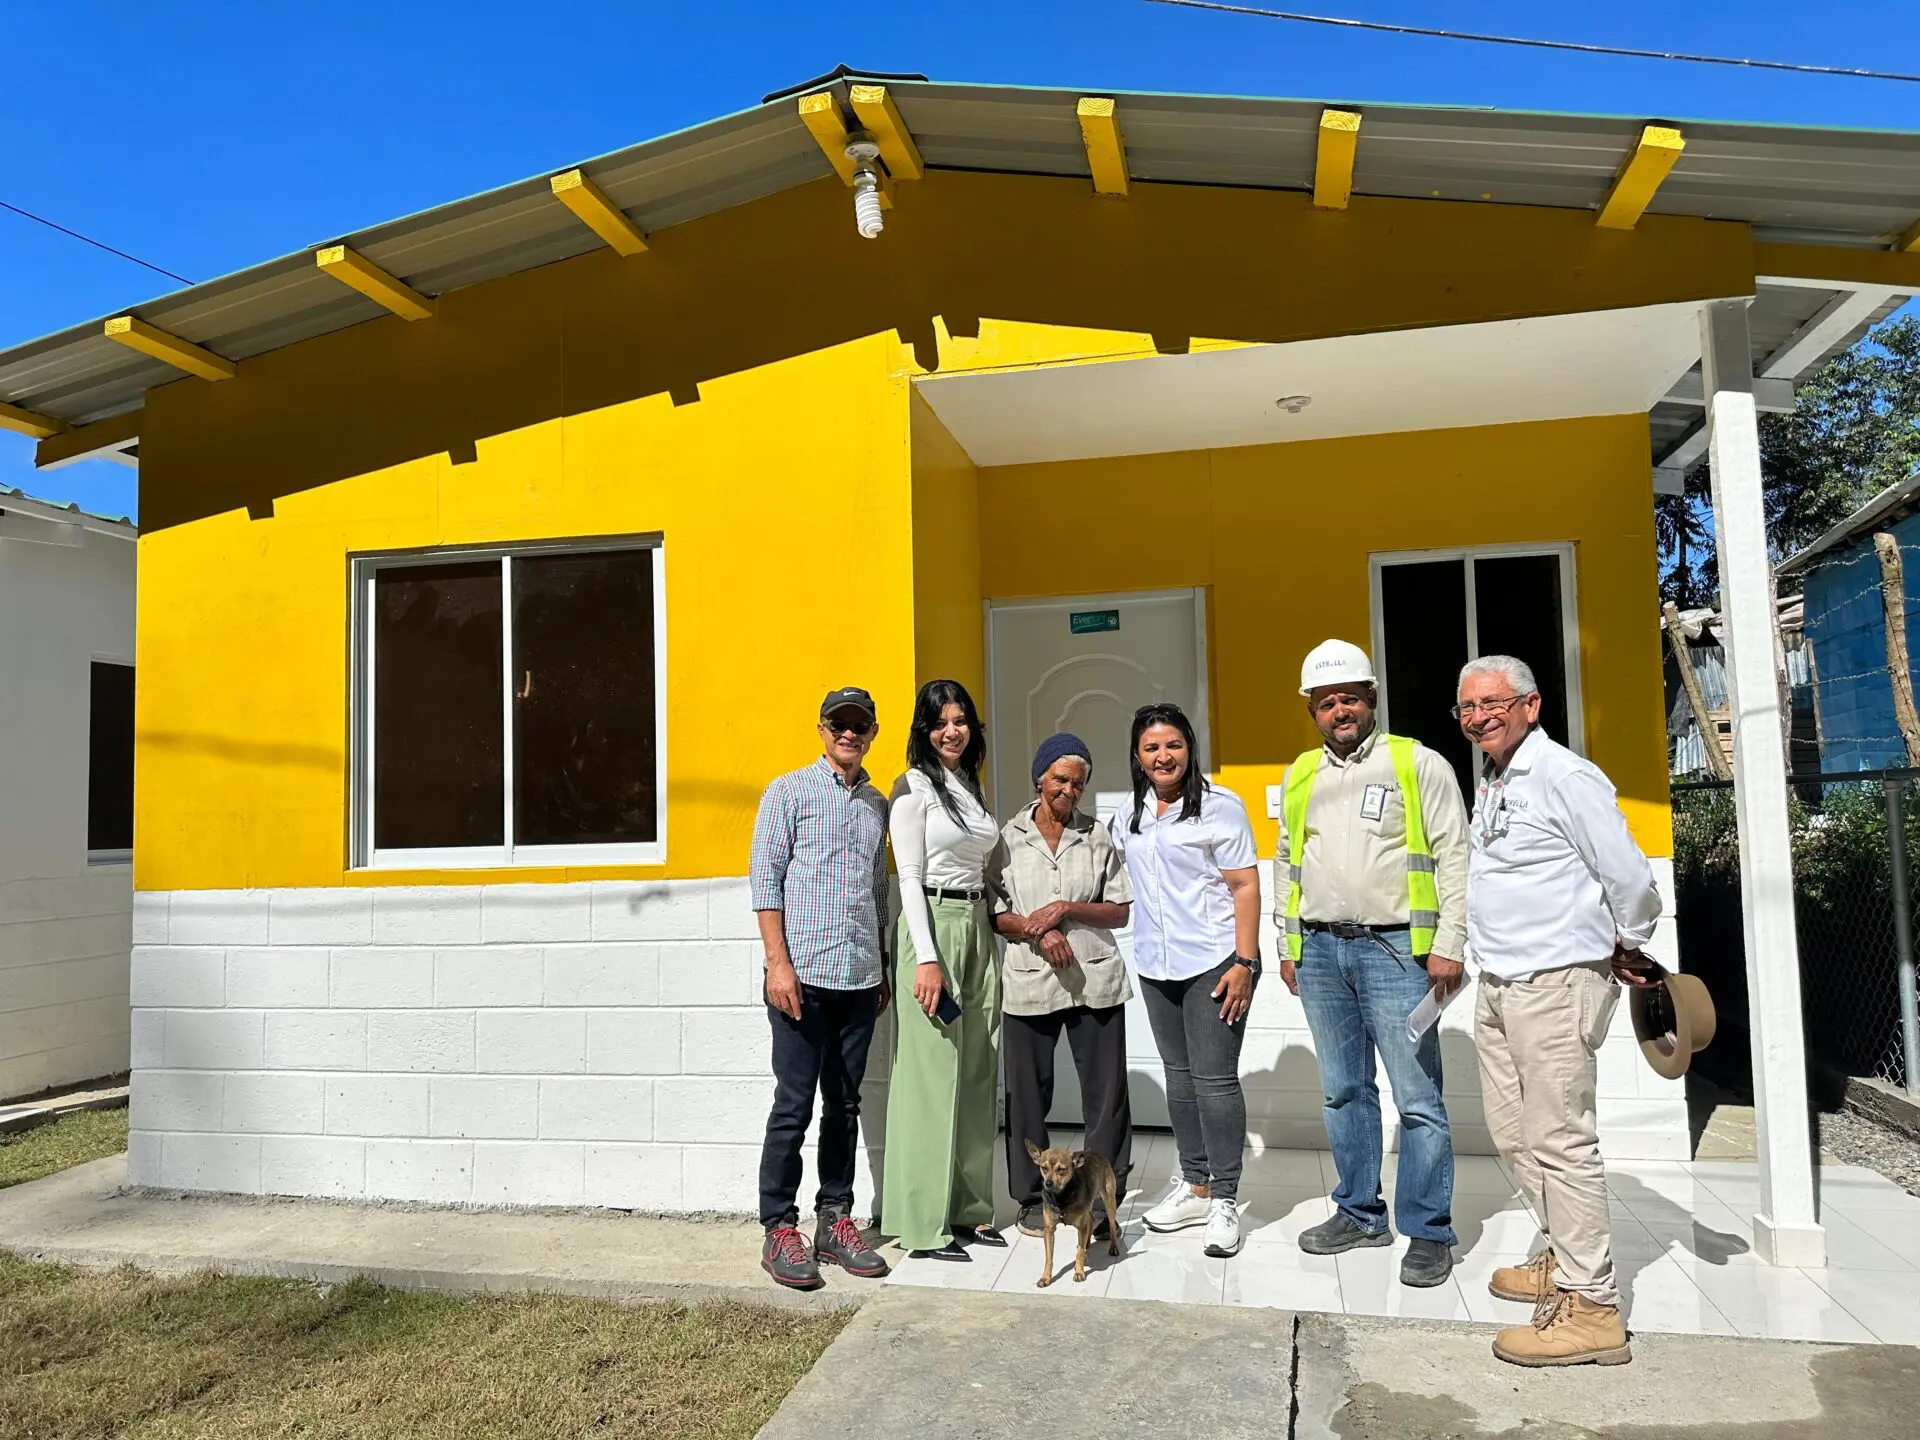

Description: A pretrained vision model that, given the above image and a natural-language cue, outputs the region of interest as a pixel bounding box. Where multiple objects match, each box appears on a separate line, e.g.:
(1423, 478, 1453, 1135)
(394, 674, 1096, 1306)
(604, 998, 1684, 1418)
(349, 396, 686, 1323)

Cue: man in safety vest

(1275, 639, 1471, 1289)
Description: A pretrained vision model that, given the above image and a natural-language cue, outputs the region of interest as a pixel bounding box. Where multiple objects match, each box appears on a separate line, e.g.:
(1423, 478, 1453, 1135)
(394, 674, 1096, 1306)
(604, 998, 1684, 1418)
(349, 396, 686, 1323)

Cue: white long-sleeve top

(1466, 728, 1662, 981)
(889, 767, 999, 968)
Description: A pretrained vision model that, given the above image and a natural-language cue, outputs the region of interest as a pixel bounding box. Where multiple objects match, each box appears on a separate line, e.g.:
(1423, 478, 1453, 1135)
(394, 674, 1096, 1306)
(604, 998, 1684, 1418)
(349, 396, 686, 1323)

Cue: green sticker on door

(1070, 609, 1120, 635)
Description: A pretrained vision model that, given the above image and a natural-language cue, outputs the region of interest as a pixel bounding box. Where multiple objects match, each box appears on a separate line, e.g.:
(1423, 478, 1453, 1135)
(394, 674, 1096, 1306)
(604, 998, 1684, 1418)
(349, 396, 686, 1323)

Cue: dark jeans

(759, 981, 880, 1229)
(1297, 927, 1456, 1244)
(1003, 1004, 1132, 1212)
(1140, 956, 1248, 1201)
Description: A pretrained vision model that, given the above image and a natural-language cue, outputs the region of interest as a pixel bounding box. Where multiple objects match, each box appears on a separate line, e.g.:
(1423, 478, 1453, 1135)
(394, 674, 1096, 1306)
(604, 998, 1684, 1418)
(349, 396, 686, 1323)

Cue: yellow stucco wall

(130, 168, 1734, 889)
(134, 337, 918, 890)
(969, 415, 1674, 858)
(909, 391, 983, 702)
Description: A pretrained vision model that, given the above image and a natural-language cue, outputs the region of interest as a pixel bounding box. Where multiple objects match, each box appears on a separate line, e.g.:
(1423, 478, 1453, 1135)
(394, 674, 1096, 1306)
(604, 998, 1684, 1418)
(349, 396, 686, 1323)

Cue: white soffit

(915, 302, 1708, 468)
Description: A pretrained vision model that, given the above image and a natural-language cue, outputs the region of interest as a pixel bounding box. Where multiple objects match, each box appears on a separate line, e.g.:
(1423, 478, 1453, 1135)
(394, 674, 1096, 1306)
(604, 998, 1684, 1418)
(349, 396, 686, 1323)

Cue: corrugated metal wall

(1803, 515, 1920, 772)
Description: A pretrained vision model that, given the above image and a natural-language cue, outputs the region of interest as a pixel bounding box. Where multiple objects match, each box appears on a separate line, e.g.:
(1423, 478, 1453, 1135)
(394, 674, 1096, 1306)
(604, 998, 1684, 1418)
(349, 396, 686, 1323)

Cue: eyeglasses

(821, 716, 874, 737)
(1451, 695, 1526, 721)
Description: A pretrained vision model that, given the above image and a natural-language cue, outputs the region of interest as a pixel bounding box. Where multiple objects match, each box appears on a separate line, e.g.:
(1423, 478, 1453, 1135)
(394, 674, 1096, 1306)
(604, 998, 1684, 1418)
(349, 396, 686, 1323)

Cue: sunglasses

(822, 715, 875, 737)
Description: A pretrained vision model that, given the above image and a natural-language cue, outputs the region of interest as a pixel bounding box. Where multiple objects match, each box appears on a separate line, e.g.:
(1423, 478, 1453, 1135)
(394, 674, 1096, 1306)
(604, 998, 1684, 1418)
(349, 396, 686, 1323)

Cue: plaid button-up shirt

(749, 756, 890, 990)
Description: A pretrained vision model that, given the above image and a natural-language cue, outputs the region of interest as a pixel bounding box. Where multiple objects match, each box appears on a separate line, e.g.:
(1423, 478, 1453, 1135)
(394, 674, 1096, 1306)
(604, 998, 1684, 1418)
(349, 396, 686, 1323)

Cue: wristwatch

(1228, 951, 1262, 978)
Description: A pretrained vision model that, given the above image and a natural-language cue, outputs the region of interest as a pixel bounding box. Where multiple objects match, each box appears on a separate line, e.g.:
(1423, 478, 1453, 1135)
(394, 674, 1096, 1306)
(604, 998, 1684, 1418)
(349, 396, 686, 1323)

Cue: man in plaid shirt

(750, 686, 894, 1290)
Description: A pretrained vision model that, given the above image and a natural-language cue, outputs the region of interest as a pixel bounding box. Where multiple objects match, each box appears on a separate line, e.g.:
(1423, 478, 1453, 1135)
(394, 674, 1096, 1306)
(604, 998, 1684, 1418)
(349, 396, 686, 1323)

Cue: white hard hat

(1299, 639, 1376, 696)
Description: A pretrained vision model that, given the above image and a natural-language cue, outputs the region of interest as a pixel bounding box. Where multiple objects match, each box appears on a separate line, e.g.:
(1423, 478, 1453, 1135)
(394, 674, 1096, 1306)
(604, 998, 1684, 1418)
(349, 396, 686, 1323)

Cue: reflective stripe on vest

(1282, 733, 1439, 961)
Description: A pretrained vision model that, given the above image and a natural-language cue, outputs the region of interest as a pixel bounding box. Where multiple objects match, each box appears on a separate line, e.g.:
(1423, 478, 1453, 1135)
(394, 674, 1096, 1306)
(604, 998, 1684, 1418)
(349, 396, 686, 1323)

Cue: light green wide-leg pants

(884, 895, 1002, 1251)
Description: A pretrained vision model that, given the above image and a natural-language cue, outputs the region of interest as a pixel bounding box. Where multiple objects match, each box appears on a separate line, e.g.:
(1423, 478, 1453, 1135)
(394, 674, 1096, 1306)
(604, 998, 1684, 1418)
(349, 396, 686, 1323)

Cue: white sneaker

(1204, 1197, 1243, 1257)
(1141, 1174, 1212, 1233)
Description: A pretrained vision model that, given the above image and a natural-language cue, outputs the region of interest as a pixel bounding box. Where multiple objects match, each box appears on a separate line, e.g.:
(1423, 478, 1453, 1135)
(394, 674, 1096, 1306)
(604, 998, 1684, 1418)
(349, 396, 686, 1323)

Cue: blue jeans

(1296, 928, 1456, 1245)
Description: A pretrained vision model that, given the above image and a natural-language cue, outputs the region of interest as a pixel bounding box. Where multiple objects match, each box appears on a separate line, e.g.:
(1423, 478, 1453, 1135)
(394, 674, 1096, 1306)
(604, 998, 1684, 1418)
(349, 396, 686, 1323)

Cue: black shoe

(1093, 1214, 1113, 1243)
(908, 1240, 972, 1261)
(1400, 1238, 1454, 1288)
(762, 1224, 825, 1290)
(954, 1224, 1008, 1249)
(1016, 1205, 1045, 1237)
(1298, 1211, 1393, 1256)
(814, 1206, 890, 1279)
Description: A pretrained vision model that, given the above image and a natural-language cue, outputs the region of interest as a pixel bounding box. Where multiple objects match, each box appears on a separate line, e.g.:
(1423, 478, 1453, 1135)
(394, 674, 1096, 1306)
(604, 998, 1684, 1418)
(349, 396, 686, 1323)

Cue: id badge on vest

(1360, 783, 1389, 822)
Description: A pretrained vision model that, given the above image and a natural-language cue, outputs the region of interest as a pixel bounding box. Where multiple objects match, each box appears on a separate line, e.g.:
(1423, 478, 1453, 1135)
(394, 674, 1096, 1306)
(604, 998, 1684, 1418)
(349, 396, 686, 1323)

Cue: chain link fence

(1672, 772, 1920, 1088)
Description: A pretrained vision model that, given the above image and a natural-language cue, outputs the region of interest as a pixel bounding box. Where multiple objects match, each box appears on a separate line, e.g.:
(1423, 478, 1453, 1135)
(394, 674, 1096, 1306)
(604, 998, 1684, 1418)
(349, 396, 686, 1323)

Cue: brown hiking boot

(1494, 1290, 1632, 1368)
(1489, 1248, 1557, 1303)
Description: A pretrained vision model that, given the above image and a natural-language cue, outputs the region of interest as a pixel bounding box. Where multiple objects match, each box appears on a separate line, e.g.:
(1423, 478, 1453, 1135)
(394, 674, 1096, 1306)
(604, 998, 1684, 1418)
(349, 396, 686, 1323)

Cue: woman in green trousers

(885, 679, 1003, 1261)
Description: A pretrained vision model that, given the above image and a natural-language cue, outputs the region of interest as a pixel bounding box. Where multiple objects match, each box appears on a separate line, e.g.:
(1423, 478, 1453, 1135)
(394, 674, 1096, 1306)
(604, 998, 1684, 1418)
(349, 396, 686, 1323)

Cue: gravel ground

(1819, 1106, 1920, 1197)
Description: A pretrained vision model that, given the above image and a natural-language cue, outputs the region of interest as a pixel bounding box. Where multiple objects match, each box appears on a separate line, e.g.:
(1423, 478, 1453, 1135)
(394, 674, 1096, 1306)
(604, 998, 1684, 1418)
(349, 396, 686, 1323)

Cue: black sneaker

(1298, 1211, 1393, 1256)
(762, 1224, 825, 1290)
(1016, 1205, 1045, 1237)
(814, 1207, 890, 1279)
(1400, 1238, 1454, 1288)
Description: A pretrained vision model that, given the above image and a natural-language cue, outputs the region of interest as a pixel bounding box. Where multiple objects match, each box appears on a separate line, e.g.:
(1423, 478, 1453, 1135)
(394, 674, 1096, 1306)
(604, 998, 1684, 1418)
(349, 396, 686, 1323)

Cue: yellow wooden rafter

(796, 92, 893, 208)
(550, 169, 649, 256)
(1597, 125, 1686, 230)
(1899, 219, 1920, 254)
(316, 245, 437, 320)
(34, 409, 140, 469)
(0, 399, 66, 439)
(1314, 108, 1362, 210)
(1077, 97, 1129, 197)
(848, 84, 924, 182)
(102, 316, 235, 381)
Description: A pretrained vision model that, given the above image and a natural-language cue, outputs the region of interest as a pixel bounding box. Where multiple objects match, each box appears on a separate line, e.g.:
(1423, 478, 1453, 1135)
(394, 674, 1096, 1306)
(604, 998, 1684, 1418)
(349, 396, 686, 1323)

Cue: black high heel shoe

(953, 1224, 1008, 1249)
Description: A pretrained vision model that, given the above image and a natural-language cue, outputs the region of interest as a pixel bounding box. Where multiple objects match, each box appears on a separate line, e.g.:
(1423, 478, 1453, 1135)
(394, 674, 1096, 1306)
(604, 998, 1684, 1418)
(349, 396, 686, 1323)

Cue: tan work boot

(1488, 1248, 1557, 1303)
(1494, 1290, 1632, 1368)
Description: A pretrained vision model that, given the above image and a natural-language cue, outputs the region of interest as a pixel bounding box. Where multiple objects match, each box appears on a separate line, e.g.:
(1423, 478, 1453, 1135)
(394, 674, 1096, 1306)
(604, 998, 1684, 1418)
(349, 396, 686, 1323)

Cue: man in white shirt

(1457, 655, 1661, 1369)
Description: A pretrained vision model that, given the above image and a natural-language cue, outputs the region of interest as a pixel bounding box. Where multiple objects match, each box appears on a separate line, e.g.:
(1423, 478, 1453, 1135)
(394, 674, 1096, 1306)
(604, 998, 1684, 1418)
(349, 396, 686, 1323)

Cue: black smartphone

(934, 988, 962, 1026)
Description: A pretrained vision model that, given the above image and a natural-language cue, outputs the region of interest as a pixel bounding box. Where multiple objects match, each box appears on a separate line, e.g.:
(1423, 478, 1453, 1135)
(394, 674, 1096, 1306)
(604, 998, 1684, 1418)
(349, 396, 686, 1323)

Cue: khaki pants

(1475, 960, 1621, 1306)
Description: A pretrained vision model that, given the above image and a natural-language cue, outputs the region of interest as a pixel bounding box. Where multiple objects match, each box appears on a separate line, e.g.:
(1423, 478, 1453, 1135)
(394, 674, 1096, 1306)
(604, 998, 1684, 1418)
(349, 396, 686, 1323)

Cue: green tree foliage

(1657, 313, 1920, 606)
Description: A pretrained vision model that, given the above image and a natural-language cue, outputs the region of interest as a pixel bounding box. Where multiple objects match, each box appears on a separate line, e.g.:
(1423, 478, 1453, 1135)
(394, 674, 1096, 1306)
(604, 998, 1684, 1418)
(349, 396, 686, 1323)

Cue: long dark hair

(1128, 702, 1208, 833)
(907, 679, 988, 824)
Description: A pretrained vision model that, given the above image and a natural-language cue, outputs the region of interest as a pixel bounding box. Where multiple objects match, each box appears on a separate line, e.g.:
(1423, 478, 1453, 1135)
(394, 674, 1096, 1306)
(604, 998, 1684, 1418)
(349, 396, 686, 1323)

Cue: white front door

(986, 588, 1209, 1129)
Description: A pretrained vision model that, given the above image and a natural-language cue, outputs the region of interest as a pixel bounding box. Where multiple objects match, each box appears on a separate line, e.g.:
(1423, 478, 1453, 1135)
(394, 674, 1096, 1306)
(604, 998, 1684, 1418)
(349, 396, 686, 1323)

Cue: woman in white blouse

(884, 679, 1003, 1261)
(1111, 702, 1262, 1259)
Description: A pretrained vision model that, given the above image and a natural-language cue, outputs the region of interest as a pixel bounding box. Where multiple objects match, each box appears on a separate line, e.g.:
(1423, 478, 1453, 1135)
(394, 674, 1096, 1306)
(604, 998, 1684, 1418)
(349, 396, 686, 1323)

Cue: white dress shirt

(1111, 783, 1258, 982)
(890, 767, 999, 967)
(1466, 728, 1662, 982)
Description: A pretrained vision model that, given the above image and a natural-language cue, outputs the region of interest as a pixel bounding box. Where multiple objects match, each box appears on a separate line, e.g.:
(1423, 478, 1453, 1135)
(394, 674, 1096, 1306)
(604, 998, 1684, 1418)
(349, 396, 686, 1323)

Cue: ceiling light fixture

(845, 135, 885, 239)
(1275, 394, 1313, 415)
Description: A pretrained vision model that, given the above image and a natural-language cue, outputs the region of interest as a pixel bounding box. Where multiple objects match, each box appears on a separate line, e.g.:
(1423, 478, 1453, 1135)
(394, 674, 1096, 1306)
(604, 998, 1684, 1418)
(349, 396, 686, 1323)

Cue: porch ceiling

(915, 302, 1704, 468)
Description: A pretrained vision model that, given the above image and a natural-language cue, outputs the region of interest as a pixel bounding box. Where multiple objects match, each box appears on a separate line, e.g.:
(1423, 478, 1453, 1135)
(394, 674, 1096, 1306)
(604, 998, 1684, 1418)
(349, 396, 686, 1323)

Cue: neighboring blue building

(1779, 472, 1920, 773)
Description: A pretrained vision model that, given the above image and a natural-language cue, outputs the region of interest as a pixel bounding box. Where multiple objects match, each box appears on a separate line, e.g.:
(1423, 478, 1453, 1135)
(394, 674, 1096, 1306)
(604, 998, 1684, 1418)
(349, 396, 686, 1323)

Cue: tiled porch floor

(885, 1136, 1920, 1345)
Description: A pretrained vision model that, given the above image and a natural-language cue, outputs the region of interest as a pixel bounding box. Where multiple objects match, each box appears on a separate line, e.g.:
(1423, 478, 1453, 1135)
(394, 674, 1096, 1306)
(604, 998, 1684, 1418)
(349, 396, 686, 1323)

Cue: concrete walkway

(0, 1154, 855, 1313)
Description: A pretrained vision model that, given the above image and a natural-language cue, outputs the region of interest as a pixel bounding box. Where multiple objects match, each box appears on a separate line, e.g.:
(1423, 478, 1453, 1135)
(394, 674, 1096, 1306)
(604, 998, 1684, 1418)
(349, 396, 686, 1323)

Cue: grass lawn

(0, 1254, 848, 1439)
(0, 1107, 129, 1189)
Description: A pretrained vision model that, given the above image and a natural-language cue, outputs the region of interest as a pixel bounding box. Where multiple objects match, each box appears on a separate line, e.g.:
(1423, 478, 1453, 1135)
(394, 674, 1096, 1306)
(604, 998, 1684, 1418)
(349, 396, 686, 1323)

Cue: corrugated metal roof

(1778, 469, 1920, 576)
(0, 485, 136, 536)
(3, 77, 1917, 433)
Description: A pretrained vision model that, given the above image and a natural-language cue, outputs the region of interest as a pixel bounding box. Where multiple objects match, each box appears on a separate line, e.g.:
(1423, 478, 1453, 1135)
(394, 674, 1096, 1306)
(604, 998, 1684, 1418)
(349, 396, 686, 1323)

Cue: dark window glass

(373, 562, 504, 849)
(88, 662, 135, 852)
(1380, 559, 1474, 797)
(1475, 554, 1571, 751)
(511, 549, 658, 846)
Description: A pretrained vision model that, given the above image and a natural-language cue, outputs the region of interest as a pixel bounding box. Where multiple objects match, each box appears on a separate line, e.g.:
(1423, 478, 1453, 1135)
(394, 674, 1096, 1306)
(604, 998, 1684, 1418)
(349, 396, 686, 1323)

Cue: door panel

(988, 590, 1206, 1133)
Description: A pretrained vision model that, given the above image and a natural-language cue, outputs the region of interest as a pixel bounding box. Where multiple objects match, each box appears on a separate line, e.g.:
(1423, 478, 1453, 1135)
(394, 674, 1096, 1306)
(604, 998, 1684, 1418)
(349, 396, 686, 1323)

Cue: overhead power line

(0, 199, 194, 285)
(1141, 1, 1920, 84)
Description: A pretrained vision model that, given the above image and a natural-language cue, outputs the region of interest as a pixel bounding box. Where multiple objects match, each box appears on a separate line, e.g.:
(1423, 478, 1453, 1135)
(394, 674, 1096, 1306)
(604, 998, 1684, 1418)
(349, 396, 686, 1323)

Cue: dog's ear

(1025, 1139, 1043, 1162)
(1071, 1152, 1088, 1169)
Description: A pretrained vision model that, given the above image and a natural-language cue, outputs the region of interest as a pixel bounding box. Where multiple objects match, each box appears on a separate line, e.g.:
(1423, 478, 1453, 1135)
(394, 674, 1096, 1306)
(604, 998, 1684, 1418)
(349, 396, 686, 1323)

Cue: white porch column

(1699, 297, 1825, 1267)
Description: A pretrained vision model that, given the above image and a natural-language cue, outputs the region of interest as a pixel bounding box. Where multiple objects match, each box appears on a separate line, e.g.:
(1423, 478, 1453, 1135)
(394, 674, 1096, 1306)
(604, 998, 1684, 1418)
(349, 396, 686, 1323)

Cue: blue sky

(5, 0, 1917, 522)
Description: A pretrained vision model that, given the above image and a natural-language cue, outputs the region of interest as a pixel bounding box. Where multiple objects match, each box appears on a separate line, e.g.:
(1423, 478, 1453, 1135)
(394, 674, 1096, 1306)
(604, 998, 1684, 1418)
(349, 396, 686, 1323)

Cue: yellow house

(4, 74, 1914, 1259)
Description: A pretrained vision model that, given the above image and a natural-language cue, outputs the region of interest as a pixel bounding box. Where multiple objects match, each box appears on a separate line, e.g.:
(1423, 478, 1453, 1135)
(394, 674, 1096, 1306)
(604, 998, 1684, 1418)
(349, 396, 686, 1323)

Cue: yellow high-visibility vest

(1281, 733, 1439, 961)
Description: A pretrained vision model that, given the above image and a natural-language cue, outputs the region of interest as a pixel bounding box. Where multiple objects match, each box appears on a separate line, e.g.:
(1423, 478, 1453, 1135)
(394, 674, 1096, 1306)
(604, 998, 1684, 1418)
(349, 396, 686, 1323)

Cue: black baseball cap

(819, 687, 877, 720)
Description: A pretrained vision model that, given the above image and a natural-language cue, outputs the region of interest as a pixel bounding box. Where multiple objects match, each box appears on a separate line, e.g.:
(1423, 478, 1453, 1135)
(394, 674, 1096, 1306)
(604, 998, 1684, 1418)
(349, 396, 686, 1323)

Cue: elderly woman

(985, 733, 1134, 1238)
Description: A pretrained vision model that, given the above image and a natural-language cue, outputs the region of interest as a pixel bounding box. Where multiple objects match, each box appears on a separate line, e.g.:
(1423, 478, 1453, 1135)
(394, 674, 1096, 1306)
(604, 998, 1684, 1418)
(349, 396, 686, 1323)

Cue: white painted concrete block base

(128, 864, 1689, 1211)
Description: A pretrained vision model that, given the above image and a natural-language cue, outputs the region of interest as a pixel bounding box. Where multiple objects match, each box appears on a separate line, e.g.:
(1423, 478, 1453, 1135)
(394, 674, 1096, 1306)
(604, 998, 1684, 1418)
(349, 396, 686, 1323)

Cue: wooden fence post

(1665, 601, 1733, 780)
(1873, 532, 1920, 769)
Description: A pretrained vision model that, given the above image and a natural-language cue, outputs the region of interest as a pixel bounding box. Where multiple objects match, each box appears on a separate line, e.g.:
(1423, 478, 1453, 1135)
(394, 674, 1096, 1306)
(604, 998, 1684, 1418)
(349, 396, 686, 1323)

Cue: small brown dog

(1026, 1139, 1122, 1286)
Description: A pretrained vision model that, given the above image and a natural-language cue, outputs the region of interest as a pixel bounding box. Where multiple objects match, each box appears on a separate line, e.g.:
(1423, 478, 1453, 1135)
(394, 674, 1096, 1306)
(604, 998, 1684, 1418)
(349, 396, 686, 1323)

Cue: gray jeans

(1140, 956, 1248, 1200)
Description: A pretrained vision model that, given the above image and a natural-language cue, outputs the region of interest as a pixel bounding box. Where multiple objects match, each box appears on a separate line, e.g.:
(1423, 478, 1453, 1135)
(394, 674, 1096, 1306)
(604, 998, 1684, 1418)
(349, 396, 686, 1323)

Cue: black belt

(1304, 921, 1410, 939)
(924, 885, 986, 902)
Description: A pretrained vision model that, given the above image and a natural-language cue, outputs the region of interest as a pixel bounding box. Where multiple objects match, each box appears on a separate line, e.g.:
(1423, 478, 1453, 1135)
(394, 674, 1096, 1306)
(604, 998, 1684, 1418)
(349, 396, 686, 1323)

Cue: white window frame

(1367, 541, 1586, 756)
(86, 652, 135, 868)
(350, 535, 667, 870)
